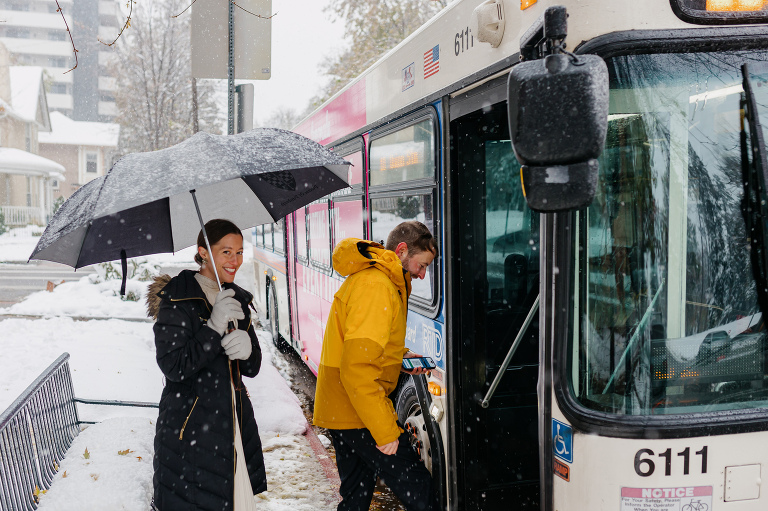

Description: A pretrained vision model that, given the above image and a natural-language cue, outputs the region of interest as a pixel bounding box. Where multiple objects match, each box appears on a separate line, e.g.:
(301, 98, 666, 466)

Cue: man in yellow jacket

(314, 221, 438, 511)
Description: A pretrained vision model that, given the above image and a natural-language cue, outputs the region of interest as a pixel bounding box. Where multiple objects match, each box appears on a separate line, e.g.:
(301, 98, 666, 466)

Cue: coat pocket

(179, 396, 199, 440)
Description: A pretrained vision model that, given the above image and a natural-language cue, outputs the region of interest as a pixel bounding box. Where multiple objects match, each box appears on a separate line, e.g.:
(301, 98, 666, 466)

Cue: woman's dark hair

(194, 219, 243, 266)
(385, 220, 438, 256)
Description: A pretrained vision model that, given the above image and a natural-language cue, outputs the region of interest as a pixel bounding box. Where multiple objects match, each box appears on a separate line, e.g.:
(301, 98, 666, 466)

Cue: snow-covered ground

(0, 225, 46, 262)
(0, 229, 339, 510)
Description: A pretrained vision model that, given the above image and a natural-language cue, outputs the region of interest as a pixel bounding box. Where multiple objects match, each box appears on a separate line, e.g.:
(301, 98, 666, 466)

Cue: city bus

(251, 0, 768, 509)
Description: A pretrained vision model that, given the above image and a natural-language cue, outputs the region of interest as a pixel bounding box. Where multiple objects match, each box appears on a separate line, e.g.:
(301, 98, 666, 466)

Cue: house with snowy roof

(39, 112, 120, 202)
(0, 44, 65, 227)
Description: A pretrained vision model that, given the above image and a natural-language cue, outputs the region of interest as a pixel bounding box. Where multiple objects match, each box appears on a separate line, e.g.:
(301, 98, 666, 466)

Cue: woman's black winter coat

(151, 269, 266, 511)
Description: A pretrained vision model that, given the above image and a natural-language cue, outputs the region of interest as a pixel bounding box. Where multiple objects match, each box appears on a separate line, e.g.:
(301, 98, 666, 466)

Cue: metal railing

(0, 206, 45, 227)
(0, 354, 80, 511)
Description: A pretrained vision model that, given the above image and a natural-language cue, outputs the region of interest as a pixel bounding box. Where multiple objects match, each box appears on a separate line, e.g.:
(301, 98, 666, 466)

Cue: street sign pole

(227, 0, 235, 135)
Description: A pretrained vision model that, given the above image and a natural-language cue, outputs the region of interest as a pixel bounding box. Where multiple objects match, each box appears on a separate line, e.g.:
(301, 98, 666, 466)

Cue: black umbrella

(30, 128, 350, 291)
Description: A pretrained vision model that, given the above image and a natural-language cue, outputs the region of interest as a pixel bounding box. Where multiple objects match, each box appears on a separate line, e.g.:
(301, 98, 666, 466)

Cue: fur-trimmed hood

(146, 274, 172, 320)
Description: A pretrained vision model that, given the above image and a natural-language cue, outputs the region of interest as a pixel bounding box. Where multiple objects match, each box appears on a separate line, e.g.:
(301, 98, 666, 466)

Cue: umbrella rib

(74, 218, 95, 270)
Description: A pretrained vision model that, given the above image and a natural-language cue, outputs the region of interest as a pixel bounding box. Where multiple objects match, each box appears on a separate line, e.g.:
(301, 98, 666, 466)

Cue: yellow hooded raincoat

(313, 238, 411, 446)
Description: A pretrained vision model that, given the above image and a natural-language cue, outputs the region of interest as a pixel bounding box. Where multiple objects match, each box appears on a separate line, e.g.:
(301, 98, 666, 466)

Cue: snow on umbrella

(30, 128, 350, 290)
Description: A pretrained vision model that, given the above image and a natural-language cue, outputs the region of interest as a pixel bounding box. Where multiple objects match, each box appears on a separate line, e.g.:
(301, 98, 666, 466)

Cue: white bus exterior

(249, 0, 768, 509)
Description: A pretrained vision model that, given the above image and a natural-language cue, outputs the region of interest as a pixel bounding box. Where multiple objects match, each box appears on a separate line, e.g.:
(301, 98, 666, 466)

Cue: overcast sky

(241, 0, 346, 126)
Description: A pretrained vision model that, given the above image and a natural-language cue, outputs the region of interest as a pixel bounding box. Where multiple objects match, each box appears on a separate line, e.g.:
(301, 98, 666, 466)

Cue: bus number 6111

(634, 446, 708, 477)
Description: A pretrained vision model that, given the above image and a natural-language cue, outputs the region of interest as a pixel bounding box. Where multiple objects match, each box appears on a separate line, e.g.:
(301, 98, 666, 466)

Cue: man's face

(396, 243, 435, 280)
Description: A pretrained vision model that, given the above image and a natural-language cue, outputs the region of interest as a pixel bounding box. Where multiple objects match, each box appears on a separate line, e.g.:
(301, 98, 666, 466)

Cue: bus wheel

(395, 377, 432, 473)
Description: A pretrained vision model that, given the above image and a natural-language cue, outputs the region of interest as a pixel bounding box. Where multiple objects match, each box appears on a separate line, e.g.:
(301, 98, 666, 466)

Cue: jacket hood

(146, 273, 172, 320)
(145, 269, 253, 320)
(332, 238, 411, 297)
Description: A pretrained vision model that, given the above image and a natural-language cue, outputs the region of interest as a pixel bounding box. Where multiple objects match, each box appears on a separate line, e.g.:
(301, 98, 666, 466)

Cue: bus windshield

(571, 50, 768, 416)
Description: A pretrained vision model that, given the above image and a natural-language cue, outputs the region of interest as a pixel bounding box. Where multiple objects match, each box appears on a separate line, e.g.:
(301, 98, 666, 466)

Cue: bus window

(333, 198, 365, 244)
(295, 207, 308, 262)
(264, 222, 273, 250)
(485, 140, 539, 319)
(571, 51, 768, 416)
(255, 225, 264, 248)
(308, 201, 332, 269)
(370, 193, 436, 302)
(370, 118, 435, 186)
(345, 151, 364, 187)
(273, 218, 285, 254)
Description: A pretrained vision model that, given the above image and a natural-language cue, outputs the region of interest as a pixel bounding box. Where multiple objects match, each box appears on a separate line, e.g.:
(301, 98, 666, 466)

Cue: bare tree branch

(54, 0, 78, 74)
(99, 0, 135, 47)
(171, 0, 199, 18)
(172, 0, 277, 19)
(231, 1, 277, 19)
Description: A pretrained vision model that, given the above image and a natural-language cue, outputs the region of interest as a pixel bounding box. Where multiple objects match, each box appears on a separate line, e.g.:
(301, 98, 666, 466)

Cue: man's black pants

(328, 428, 436, 511)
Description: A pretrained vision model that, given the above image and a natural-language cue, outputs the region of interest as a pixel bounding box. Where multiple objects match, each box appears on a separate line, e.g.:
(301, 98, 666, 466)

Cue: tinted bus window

(255, 225, 264, 247)
(295, 207, 308, 261)
(274, 218, 285, 254)
(264, 222, 273, 250)
(308, 201, 331, 269)
(371, 193, 436, 302)
(370, 119, 435, 186)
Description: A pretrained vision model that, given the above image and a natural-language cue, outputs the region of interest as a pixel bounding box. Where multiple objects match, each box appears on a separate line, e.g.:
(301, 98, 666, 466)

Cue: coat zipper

(169, 296, 212, 313)
(229, 362, 237, 506)
(179, 397, 199, 440)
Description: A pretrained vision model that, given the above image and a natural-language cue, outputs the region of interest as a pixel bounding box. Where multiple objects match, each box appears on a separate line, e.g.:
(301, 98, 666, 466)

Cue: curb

(0, 314, 153, 323)
(303, 421, 341, 505)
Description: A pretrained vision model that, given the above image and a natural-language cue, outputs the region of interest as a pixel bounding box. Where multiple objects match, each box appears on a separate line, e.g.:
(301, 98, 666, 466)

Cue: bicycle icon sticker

(552, 419, 573, 463)
(620, 486, 713, 511)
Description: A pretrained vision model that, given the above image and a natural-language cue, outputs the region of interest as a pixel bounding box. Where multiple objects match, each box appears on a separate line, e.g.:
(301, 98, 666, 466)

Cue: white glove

(207, 288, 245, 336)
(221, 329, 252, 360)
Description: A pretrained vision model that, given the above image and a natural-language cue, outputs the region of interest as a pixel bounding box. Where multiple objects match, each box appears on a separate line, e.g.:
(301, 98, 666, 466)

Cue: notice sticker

(620, 486, 713, 511)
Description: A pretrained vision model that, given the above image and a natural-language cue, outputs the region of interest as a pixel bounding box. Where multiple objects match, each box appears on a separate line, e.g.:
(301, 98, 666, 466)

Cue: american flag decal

(424, 44, 440, 79)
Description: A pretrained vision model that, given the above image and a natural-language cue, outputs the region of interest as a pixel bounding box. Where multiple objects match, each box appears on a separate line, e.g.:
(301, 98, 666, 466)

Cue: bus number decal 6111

(633, 446, 708, 477)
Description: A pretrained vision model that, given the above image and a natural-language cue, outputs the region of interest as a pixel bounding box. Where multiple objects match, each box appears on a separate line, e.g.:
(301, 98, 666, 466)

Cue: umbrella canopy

(30, 128, 350, 269)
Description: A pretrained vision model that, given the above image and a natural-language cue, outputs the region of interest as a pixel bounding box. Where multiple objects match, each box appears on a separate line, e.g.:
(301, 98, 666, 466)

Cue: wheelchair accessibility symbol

(552, 419, 573, 463)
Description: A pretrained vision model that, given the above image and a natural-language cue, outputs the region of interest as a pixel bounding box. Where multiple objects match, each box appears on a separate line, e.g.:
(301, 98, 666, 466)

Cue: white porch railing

(0, 206, 45, 227)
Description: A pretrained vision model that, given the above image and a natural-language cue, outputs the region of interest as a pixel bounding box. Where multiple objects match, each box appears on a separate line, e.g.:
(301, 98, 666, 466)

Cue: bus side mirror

(507, 53, 609, 212)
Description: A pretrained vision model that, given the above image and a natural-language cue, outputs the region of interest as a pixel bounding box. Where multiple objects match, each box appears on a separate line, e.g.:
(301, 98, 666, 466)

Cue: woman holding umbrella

(147, 219, 266, 511)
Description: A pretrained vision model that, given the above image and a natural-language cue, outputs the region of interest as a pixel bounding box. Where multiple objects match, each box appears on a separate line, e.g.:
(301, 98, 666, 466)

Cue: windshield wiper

(740, 63, 768, 318)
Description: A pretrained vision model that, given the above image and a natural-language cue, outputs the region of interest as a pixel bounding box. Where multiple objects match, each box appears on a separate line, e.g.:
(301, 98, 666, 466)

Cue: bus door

(449, 77, 541, 509)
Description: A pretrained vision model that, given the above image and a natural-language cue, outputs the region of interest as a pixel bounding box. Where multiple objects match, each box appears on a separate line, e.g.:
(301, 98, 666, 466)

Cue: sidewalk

(35, 417, 341, 511)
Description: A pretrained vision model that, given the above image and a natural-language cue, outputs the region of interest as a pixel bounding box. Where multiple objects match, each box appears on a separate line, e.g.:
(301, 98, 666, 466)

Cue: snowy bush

(92, 258, 161, 301)
(52, 196, 65, 214)
(0, 209, 6, 236)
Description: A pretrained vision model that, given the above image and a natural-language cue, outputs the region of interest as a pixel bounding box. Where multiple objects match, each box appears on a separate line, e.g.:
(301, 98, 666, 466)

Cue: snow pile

(36, 418, 155, 511)
(1, 276, 150, 319)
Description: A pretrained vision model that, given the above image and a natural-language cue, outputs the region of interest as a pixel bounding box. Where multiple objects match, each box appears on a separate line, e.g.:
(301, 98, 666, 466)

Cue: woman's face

(199, 233, 244, 284)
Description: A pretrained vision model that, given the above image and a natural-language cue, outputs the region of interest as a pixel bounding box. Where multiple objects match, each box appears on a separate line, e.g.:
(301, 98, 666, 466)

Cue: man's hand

(376, 439, 399, 455)
(402, 352, 432, 376)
